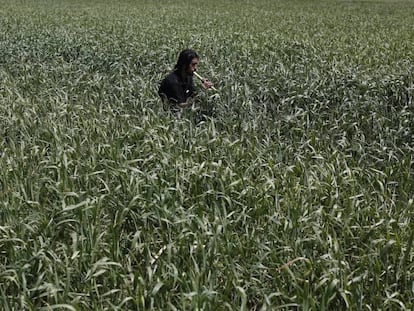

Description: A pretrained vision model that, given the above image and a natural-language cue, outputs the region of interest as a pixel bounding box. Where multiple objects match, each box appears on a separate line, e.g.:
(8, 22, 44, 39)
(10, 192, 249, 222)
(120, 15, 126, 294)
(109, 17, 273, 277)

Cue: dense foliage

(1, 0, 413, 309)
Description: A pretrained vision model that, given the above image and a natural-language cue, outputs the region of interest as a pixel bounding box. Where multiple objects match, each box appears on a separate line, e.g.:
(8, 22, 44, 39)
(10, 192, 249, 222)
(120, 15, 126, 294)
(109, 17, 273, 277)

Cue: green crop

(0, 0, 413, 310)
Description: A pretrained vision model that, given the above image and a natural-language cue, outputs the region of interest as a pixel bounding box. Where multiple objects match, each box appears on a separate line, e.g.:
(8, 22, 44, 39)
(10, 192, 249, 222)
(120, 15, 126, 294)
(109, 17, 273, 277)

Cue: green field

(1, 0, 413, 310)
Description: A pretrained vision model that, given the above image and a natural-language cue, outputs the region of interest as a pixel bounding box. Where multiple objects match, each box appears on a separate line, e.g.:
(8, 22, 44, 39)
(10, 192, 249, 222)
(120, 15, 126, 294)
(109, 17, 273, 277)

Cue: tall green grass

(1, 0, 413, 309)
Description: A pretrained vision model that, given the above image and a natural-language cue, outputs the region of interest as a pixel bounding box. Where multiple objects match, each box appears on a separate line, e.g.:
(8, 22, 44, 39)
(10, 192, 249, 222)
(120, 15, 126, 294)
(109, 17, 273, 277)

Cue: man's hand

(201, 79, 214, 90)
(194, 71, 217, 91)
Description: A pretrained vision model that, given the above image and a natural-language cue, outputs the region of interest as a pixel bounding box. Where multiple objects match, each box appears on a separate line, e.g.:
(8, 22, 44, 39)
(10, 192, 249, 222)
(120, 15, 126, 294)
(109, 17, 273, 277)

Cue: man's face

(187, 58, 199, 75)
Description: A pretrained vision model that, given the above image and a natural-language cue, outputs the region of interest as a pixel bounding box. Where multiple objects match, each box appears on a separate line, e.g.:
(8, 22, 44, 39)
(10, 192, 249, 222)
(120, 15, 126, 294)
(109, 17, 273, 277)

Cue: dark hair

(174, 49, 199, 72)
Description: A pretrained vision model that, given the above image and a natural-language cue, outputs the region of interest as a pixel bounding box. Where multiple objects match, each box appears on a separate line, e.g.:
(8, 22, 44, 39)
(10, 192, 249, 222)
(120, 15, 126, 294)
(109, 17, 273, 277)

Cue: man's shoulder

(163, 71, 179, 83)
(159, 71, 180, 97)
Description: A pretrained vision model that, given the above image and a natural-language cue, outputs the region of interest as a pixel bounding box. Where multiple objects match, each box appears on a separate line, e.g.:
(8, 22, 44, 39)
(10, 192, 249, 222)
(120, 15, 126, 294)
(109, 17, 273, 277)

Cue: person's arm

(177, 101, 191, 108)
(176, 95, 195, 108)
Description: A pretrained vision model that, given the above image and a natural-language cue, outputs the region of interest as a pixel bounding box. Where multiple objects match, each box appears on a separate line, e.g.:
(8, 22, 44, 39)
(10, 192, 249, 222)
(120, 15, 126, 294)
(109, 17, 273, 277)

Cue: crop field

(1, 0, 413, 310)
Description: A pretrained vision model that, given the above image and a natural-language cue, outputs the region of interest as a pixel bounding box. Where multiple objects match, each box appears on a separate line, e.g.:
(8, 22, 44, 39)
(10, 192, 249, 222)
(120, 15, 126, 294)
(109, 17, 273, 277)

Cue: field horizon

(1, 0, 413, 310)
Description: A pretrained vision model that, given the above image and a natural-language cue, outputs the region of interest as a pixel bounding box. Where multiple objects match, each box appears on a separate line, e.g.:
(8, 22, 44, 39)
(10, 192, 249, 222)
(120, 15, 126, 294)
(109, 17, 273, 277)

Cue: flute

(193, 71, 218, 91)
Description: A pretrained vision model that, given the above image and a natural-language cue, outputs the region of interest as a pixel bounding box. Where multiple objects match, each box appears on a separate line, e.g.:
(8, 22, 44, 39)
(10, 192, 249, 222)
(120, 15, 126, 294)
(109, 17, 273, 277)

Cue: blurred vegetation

(0, 0, 413, 309)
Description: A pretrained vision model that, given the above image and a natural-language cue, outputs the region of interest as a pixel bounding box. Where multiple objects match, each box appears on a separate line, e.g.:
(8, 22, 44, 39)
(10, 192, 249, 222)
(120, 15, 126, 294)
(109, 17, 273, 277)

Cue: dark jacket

(158, 71, 195, 104)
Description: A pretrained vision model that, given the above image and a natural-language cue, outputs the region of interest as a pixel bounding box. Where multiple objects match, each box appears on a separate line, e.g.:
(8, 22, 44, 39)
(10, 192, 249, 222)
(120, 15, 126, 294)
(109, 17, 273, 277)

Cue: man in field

(158, 49, 213, 117)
